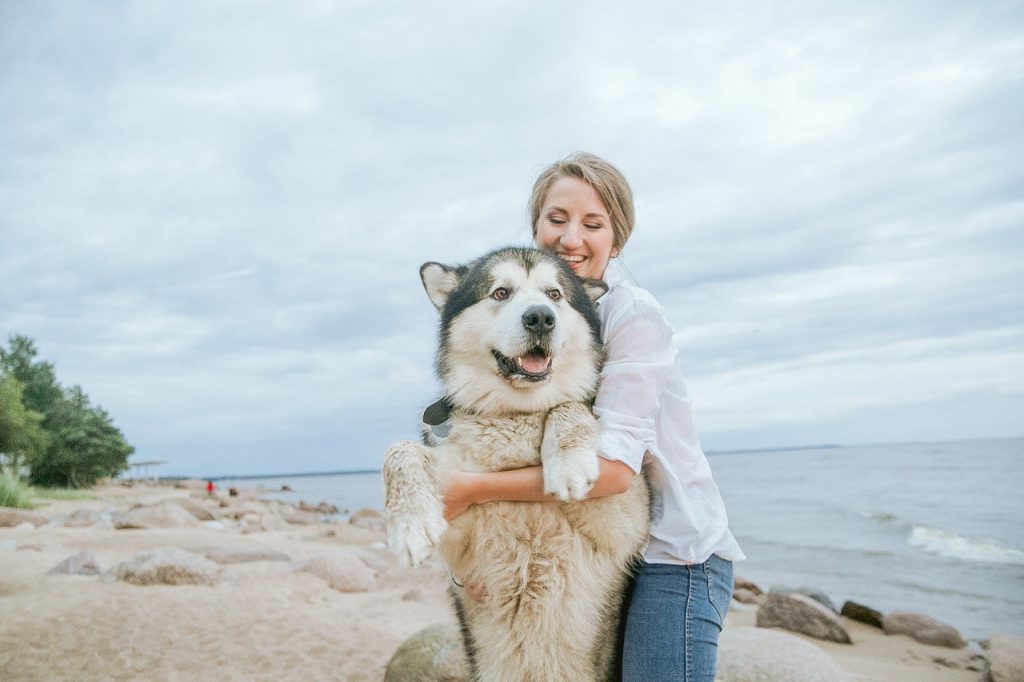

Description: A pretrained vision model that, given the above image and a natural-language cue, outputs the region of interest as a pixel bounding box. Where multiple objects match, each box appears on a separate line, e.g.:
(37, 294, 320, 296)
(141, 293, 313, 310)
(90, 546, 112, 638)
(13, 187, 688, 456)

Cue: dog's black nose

(522, 305, 555, 334)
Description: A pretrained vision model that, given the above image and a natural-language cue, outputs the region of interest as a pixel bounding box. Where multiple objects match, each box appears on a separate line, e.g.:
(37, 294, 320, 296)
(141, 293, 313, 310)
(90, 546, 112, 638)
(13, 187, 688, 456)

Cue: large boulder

(115, 547, 221, 585)
(298, 552, 377, 592)
(756, 591, 852, 644)
(0, 508, 48, 527)
(385, 623, 470, 682)
(718, 627, 852, 682)
(202, 546, 290, 564)
(987, 634, 1024, 682)
(883, 611, 965, 649)
(49, 550, 102, 575)
(840, 600, 884, 629)
(63, 508, 103, 528)
(111, 502, 200, 529)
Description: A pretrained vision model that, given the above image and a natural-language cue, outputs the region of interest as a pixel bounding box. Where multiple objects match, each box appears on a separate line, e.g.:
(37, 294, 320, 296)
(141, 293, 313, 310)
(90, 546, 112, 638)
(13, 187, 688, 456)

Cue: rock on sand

(115, 546, 221, 585)
(297, 551, 377, 592)
(64, 508, 103, 528)
(718, 626, 852, 682)
(883, 611, 966, 649)
(840, 600, 884, 629)
(757, 591, 852, 644)
(385, 623, 470, 682)
(0, 508, 48, 527)
(112, 502, 200, 529)
(49, 549, 102, 575)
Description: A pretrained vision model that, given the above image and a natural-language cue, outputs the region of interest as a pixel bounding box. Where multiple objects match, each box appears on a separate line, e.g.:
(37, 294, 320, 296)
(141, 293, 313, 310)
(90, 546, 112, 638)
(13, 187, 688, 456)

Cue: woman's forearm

(444, 458, 635, 521)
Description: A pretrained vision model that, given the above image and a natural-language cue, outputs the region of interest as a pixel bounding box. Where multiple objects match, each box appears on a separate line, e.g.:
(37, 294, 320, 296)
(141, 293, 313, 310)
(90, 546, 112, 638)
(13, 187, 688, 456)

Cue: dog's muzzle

(492, 347, 551, 382)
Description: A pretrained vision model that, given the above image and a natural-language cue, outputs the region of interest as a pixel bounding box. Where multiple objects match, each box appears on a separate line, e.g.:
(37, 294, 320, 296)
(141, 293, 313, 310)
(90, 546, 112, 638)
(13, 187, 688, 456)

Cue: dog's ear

(420, 262, 463, 310)
(580, 278, 608, 303)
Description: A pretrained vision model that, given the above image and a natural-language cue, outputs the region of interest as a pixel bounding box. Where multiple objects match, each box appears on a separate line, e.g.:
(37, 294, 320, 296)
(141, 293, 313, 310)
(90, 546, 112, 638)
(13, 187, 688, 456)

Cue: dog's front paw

(387, 509, 446, 567)
(543, 449, 600, 502)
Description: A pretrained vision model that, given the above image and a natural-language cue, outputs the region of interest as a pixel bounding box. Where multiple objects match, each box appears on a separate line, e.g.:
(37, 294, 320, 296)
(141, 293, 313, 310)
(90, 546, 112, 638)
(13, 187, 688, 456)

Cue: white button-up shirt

(594, 262, 745, 565)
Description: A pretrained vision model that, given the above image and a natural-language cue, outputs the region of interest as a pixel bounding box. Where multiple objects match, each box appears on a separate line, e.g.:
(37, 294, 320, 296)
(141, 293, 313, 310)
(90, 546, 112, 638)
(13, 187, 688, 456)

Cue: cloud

(1, 1, 1021, 474)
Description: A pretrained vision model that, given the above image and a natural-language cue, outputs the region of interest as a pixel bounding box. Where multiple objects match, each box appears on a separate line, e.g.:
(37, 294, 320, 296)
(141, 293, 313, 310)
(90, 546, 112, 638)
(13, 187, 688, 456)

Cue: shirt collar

(596, 258, 624, 305)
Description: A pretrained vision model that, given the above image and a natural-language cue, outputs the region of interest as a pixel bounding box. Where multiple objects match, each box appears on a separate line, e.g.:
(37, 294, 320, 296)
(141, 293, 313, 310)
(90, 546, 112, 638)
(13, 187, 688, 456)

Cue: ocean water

(220, 437, 1024, 641)
(709, 438, 1024, 641)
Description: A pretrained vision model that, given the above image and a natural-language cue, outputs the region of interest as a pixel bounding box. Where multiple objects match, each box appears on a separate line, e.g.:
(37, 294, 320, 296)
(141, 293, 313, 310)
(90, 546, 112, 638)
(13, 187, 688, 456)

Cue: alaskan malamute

(383, 247, 649, 681)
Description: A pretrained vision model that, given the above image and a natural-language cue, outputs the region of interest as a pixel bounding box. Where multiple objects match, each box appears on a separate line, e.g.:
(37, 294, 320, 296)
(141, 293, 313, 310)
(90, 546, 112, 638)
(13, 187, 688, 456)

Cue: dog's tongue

(519, 354, 551, 375)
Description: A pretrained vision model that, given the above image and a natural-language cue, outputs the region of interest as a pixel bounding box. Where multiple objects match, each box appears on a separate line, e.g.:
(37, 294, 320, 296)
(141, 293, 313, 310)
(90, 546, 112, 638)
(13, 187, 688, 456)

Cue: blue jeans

(620, 554, 733, 681)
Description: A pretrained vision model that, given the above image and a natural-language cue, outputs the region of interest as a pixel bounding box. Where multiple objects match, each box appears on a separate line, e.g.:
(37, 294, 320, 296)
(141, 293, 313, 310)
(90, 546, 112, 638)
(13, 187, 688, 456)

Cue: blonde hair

(529, 152, 635, 253)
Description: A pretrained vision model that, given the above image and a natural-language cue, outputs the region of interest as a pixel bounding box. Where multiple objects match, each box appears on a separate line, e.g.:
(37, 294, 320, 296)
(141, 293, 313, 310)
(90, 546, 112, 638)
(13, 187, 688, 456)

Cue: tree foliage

(0, 335, 133, 487)
(0, 374, 48, 475)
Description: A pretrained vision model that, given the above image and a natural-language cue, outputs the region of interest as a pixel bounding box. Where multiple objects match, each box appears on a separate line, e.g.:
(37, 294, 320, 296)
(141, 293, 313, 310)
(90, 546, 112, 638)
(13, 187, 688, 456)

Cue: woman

(442, 152, 744, 681)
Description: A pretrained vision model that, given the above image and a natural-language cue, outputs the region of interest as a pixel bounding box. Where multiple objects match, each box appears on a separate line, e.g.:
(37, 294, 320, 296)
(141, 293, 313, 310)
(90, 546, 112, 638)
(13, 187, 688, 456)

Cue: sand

(0, 482, 985, 681)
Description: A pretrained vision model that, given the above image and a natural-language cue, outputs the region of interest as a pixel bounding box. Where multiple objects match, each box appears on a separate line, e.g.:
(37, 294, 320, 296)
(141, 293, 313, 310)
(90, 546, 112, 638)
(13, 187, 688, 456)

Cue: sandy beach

(0, 482, 992, 681)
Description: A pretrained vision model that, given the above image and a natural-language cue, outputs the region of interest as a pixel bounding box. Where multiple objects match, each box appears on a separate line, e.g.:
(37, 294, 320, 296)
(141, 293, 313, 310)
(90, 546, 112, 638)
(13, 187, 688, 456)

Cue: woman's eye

(492, 287, 510, 300)
(547, 289, 562, 301)
(548, 216, 566, 225)
(585, 223, 602, 230)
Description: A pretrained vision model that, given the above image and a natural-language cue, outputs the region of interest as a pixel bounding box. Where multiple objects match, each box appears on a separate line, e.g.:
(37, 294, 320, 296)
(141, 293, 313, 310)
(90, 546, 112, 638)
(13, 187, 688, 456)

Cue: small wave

(908, 526, 1024, 565)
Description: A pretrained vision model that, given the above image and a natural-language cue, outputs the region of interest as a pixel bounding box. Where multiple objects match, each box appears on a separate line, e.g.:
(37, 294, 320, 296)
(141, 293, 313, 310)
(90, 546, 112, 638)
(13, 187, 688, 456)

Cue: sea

(217, 436, 1024, 641)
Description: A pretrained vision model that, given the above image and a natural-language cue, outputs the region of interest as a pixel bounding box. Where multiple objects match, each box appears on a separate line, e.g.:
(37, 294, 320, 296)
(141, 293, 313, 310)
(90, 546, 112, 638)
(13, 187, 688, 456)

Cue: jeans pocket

(703, 555, 733, 626)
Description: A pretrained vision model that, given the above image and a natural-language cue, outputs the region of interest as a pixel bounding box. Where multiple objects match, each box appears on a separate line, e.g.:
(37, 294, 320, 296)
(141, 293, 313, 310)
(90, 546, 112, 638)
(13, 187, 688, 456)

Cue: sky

(1, 1, 1022, 477)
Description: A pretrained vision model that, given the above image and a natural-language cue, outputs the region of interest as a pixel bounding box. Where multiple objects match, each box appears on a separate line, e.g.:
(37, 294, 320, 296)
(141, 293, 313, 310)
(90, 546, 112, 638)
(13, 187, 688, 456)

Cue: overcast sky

(2, 1, 1022, 477)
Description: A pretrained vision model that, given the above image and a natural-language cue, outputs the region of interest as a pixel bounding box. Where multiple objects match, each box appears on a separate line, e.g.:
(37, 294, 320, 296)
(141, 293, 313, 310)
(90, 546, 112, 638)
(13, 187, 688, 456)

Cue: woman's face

(534, 176, 618, 280)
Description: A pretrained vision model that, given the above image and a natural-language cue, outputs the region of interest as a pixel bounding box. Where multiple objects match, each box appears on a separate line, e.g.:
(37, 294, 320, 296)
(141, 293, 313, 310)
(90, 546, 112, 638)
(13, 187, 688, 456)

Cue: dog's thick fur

(383, 247, 649, 681)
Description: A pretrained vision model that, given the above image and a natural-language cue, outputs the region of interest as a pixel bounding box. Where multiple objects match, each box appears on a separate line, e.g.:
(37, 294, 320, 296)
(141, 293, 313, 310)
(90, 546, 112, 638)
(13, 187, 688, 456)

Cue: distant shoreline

(707, 444, 841, 455)
(150, 469, 382, 482)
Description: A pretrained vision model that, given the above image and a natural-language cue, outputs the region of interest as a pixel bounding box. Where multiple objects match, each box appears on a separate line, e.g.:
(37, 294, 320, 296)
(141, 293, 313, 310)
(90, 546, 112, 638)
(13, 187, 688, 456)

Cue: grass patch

(30, 486, 97, 501)
(0, 472, 35, 509)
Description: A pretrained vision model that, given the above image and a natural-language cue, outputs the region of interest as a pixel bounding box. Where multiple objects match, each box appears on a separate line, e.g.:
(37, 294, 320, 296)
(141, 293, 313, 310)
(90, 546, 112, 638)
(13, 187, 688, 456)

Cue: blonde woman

(443, 152, 744, 681)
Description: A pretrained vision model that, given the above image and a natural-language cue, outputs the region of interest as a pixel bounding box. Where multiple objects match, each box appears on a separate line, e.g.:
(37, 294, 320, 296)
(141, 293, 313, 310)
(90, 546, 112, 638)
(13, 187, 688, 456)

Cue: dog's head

(421, 247, 607, 415)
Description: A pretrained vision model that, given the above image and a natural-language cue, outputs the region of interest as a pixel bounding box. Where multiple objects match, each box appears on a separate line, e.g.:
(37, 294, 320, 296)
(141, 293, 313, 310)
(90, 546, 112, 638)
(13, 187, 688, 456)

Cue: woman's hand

(442, 471, 478, 522)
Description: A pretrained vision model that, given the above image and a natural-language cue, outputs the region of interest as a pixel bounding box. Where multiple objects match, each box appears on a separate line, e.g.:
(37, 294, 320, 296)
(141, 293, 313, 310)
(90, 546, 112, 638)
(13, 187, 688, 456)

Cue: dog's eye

(492, 287, 510, 301)
(547, 289, 562, 301)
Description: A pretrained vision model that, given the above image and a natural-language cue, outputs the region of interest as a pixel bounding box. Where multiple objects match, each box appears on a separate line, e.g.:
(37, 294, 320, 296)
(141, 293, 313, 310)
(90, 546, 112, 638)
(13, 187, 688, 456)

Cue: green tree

(1, 335, 133, 488)
(28, 386, 134, 488)
(0, 336, 62, 415)
(0, 373, 48, 475)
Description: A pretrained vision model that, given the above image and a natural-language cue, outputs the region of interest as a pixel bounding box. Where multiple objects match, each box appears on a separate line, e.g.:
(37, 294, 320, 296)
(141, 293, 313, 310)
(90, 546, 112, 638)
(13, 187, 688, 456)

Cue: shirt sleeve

(594, 298, 678, 474)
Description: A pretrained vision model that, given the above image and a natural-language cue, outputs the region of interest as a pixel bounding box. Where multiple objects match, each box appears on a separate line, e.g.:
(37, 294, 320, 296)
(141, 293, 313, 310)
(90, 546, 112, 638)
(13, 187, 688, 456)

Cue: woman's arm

(442, 457, 635, 522)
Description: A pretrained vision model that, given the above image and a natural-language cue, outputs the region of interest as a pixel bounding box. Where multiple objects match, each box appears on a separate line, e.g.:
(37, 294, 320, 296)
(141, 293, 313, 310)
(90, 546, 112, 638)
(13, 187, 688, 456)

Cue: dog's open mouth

(492, 348, 551, 382)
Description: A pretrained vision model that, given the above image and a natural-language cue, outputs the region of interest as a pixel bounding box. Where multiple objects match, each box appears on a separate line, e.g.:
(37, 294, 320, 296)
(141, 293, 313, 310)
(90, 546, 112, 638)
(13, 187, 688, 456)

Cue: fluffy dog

(383, 247, 649, 681)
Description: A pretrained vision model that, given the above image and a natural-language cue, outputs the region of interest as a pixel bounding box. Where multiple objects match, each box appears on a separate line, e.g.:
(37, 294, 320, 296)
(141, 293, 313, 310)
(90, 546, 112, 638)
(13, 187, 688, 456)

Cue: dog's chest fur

(438, 412, 547, 472)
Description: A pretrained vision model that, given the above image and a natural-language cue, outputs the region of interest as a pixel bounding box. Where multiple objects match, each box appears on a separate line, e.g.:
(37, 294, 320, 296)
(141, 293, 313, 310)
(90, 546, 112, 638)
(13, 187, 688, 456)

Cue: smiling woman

(442, 152, 745, 682)
(529, 153, 633, 280)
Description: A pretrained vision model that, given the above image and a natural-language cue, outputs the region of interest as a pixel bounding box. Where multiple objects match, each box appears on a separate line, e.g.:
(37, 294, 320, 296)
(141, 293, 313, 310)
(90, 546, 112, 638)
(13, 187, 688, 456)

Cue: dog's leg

(382, 440, 446, 566)
(541, 401, 601, 502)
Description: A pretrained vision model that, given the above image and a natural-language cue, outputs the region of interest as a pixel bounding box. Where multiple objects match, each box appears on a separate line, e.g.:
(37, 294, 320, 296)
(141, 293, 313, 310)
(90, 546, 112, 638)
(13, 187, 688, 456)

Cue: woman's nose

(560, 222, 583, 248)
